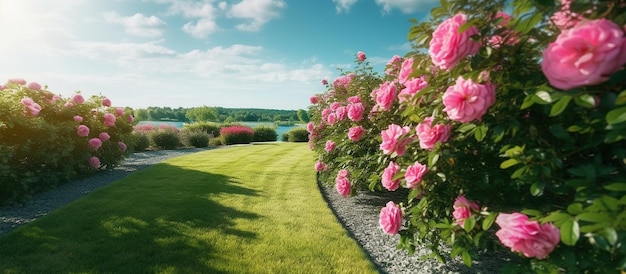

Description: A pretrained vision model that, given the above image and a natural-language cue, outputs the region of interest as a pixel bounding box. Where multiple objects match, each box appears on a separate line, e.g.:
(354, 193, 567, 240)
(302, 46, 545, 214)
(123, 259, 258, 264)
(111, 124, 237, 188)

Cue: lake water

(136, 121, 301, 141)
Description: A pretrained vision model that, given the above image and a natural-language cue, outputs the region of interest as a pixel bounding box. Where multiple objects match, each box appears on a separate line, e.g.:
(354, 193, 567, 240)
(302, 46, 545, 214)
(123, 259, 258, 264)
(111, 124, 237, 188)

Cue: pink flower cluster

(404, 161, 427, 188)
(335, 169, 351, 197)
(379, 201, 402, 235)
(21, 97, 42, 116)
(452, 195, 480, 226)
(315, 160, 328, 172)
(442, 76, 496, 123)
(398, 76, 428, 103)
(542, 18, 626, 90)
(380, 124, 412, 156)
(416, 117, 451, 150)
(348, 126, 365, 141)
(429, 13, 481, 70)
(495, 213, 560, 259)
(382, 161, 401, 191)
(325, 140, 336, 153)
(372, 81, 397, 111)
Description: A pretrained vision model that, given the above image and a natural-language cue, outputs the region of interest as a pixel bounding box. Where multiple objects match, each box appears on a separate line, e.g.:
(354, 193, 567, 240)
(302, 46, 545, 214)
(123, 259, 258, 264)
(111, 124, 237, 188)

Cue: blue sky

(0, 0, 437, 110)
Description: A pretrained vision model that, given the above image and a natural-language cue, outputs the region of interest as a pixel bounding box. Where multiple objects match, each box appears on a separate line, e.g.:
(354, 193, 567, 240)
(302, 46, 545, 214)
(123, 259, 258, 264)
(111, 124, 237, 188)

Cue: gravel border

(0, 147, 509, 273)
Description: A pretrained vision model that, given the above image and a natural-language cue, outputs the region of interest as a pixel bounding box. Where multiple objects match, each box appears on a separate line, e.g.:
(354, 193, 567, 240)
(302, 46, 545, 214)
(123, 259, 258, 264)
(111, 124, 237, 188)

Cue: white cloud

(163, 0, 221, 38)
(229, 0, 286, 32)
(103, 11, 167, 38)
(182, 18, 220, 38)
(333, 0, 358, 13)
(374, 0, 437, 14)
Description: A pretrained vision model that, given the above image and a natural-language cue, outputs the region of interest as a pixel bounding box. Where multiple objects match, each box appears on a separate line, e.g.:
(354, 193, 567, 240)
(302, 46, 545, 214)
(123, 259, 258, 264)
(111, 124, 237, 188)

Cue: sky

(0, 0, 438, 110)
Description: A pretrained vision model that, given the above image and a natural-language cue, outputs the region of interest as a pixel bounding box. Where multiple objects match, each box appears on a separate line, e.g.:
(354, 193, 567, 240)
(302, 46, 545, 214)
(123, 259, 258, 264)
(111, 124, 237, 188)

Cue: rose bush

(0, 79, 134, 204)
(309, 0, 626, 272)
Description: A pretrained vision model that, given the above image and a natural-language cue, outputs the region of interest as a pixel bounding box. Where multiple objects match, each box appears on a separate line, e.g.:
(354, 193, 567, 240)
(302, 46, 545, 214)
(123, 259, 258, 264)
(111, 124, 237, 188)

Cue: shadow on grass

(0, 163, 259, 273)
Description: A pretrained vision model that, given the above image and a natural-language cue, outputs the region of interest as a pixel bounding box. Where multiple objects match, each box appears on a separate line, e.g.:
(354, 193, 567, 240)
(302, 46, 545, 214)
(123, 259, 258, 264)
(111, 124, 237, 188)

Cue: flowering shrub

(308, 0, 626, 272)
(220, 125, 254, 145)
(0, 79, 134, 204)
(150, 127, 181, 150)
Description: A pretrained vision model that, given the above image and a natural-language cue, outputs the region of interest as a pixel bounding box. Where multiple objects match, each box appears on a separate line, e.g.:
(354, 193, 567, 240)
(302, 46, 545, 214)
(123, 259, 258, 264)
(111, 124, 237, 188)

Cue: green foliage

(296, 109, 310, 123)
(149, 128, 181, 150)
(281, 132, 289, 142)
(253, 126, 277, 142)
(209, 137, 223, 146)
(286, 128, 309, 142)
(132, 133, 150, 151)
(183, 122, 221, 137)
(0, 80, 133, 204)
(181, 129, 210, 148)
(307, 0, 626, 272)
(185, 105, 218, 122)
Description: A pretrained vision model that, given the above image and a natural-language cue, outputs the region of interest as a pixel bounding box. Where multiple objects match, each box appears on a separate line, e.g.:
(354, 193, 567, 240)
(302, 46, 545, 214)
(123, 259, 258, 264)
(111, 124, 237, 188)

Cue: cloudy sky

(0, 0, 436, 110)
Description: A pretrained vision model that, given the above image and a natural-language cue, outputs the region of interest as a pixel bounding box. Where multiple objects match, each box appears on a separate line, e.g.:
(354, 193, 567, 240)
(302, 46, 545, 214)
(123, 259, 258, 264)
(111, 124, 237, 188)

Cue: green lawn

(0, 143, 378, 273)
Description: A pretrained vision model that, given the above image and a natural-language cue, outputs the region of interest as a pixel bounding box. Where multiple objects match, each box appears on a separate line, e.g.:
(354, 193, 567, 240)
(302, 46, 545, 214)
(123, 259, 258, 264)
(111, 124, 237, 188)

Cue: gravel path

(0, 147, 509, 273)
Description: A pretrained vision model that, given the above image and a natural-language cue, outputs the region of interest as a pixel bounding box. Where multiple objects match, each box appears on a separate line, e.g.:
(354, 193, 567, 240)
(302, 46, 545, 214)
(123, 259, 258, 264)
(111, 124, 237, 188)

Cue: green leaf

(604, 183, 626, 192)
(511, 166, 527, 179)
(464, 216, 476, 232)
(428, 152, 440, 166)
(560, 219, 580, 246)
(433, 223, 453, 229)
(521, 94, 535, 109)
(616, 90, 626, 105)
(462, 251, 472, 267)
(474, 125, 487, 142)
(600, 195, 619, 212)
(550, 95, 572, 117)
(456, 123, 476, 133)
(580, 221, 612, 233)
(606, 106, 626, 125)
(549, 124, 571, 140)
(530, 181, 545, 196)
(521, 209, 542, 217)
(574, 94, 596, 108)
(600, 227, 618, 246)
(542, 212, 571, 227)
(566, 203, 583, 215)
(577, 212, 612, 223)
(482, 212, 497, 231)
(500, 158, 519, 169)
(534, 91, 553, 104)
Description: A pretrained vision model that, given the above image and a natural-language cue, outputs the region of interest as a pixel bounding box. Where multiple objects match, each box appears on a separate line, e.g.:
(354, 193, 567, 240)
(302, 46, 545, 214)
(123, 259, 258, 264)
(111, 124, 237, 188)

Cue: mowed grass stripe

(0, 143, 378, 274)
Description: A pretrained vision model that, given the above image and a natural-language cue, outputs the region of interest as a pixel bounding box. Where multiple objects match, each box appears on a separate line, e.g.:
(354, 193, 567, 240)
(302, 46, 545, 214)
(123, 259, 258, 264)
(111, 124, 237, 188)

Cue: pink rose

(116, 107, 125, 116)
(118, 141, 127, 152)
(452, 195, 480, 226)
(327, 113, 337, 125)
(442, 76, 496, 123)
(398, 76, 428, 103)
(88, 138, 103, 150)
(416, 117, 451, 150)
(405, 161, 427, 188)
(335, 176, 351, 197)
(65, 102, 74, 108)
(128, 115, 134, 123)
(385, 55, 403, 76)
(357, 51, 366, 62)
(541, 19, 626, 90)
(321, 108, 332, 121)
(373, 81, 397, 111)
(333, 75, 352, 91)
(0, 85, 5, 90)
(382, 161, 401, 191)
(348, 126, 365, 141)
(89, 156, 101, 169)
(8, 78, 27, 85)
(104, 113, 116, 127)
(25, 103, 42, 116)
(398, 57, 414, 84)
(77, 125, 90, 137)
(347, 102, 365, 122)
(310, 95, 320, 104)
(495, 213, 560, 259)
(314, 160, 327, 172)
(99, 132, 110, 141)
(306, 122, 315, 133)
(379, 201, 402, 235)
(325, 140, 336, 153)
(429, 13, 481, 70)
(21, 97, 34, 106)
(102, 97, 112, 107)
(336, 106, 347, 121)
(27, 82, 41, 90)
(380, 124, 412, 156)
(72, 94, 85, 104)
(348, 95, 361, 104)
(337, 169, 349, 178)
(73, 115, 83, 122)
(330, 102, 340, 111)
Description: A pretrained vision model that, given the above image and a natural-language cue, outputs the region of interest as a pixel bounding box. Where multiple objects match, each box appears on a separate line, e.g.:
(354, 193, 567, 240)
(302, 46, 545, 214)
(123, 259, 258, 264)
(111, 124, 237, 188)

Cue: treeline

(133, 106, 309, 123)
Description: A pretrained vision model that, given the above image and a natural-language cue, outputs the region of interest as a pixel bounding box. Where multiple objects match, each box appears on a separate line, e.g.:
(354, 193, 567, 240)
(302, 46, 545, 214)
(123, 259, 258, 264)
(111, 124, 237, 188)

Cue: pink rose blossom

(442, 76, 496, 123)
(373, 81, 397, 111)
(429, 13, 481, 70)
(452, 195, 480, 226)
(27, 82, 41, 90)
(104, 113, 116, 127)
(416, 117, 451, 150)
(337, 169, 349, 178)
(385, 55, 403, 76)
(306, 122, 315, 133)
(348, 126, 365, 141)
(21, 97, 34, 106)
(99, 132, 110, 141)
(327, 113, 337, 125)
(73, 115, 83, 122)
(398, 58, 414, 84)
(325, 140, 336, 153)
(336, 106, 347, 121)
(25, 103, 42, 116)
(541, 19, 626, 90)
(310, 96, 320, 104)
(321, 79, 328, 85)
(65, 102, 74, 108)
(77, 125, 90, 137)
(348, 96, 361, 104)
(72, 94, 85, 104)
(333, 75, 352, 91)
(128, 115, 134, 123)
(379, 201, 402, 235)
(380, 124, 412, 156)
(495, 213, 561, 259)
(347, 102, 365, 122)
(88, 138, 103, 150)
(102, 97, 112, 107)
(335, 176, 351, 197)
(0, 85, 5, 90)
(357, 51, 366, 62)
(330, 102, 341, 111)
(314, 161, 327, 172)
(405, 161, 427, 188)
(321, 108, 332, 121)
(116, 107, 125, 116)
(118, 141, 127, 152)
(382, 161, 401, 191)
(89, 156, 101, 169)
(398, 76, 428, 103)
(8, 78, 27, 85)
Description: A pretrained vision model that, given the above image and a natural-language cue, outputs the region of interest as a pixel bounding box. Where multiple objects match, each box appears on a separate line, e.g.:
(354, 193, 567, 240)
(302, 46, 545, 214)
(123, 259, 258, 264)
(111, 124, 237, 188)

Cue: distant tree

(186, 105, 218, 122)
(296, 109, 309, 123)
(134, 109, 149, 121)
